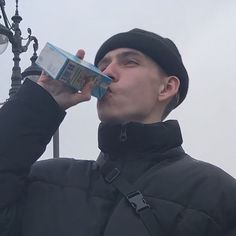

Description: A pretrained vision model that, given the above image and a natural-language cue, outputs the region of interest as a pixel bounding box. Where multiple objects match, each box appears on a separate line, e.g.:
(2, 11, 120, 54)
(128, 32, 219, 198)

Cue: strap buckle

(105, 168, 121, 183)
(127, 191, 150, 213)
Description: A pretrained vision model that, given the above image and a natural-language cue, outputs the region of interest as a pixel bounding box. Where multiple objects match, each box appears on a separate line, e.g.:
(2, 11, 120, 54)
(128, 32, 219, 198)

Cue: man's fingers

(71, 81, 94, 105)
(82, 81, 94, 94)
(76, 49, 85, 60)
(79, 81, 94, 101)
(38, 71, 51, 83)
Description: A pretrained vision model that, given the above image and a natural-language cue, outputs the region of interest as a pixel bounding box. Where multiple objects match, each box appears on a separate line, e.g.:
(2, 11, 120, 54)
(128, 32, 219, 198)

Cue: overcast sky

(1, 0, 236, 177)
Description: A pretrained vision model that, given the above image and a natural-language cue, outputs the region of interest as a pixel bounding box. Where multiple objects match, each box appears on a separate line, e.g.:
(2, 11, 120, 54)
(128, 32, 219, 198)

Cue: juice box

(36, 42, 112, 99)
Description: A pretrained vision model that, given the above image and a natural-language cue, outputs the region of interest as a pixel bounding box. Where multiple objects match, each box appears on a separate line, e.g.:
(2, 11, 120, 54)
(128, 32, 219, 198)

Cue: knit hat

(94, 28, 189, 107)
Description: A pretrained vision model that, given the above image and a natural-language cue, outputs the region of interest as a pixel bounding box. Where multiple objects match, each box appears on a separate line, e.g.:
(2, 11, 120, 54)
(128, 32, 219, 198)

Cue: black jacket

(0, 80, 236, 236)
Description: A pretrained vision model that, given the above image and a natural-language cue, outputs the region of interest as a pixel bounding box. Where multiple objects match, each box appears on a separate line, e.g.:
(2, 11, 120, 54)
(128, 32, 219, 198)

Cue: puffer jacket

(0, 79, 236, 236)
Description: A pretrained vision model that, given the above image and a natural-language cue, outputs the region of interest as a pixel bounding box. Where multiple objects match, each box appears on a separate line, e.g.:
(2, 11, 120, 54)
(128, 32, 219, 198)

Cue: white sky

(1, 0, 236, 177)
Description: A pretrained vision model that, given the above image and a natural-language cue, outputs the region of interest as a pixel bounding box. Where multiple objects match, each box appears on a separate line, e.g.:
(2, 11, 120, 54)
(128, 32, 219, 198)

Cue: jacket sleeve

(0, 79, 66, 235)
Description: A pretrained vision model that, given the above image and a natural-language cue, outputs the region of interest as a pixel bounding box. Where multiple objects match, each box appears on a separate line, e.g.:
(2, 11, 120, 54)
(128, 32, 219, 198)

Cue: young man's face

(97, 48, 166, 124)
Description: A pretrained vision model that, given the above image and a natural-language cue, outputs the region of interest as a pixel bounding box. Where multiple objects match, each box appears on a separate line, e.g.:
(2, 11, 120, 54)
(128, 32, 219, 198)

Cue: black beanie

(94, 28, 189, 107)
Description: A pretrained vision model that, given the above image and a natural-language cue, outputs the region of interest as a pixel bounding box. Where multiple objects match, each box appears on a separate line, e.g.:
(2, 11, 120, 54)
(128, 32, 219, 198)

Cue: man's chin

(98, 113, 124, 124)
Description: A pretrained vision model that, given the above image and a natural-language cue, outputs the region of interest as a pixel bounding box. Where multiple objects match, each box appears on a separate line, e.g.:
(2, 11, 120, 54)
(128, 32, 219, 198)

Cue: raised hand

(37, 49, 94, 110)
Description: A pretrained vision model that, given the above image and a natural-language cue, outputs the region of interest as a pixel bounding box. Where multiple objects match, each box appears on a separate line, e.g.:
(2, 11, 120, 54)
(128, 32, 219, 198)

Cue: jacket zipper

(120, 124, 128, 142)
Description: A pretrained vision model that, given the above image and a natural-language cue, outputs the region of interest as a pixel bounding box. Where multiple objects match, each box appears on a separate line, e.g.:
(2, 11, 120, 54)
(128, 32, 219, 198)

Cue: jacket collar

(98, 120, 183, 156)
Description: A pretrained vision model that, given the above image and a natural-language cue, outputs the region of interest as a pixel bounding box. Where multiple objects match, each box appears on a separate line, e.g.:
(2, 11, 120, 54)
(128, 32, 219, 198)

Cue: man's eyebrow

(118, 50, 144, 59)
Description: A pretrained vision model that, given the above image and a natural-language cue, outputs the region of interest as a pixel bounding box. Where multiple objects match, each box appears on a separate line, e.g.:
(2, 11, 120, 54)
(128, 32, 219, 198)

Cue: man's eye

(125, 60, 138, 65)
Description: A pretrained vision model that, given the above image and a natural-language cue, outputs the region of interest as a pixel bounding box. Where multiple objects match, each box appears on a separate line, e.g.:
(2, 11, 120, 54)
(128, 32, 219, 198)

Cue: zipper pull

(120, 124, 127, 142)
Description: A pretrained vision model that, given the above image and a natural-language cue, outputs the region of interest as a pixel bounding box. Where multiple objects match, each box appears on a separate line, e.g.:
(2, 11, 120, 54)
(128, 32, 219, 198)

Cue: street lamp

(0, 0, 60, 158)
(0, 0, 42, 98)
(0, 33, 8, 54)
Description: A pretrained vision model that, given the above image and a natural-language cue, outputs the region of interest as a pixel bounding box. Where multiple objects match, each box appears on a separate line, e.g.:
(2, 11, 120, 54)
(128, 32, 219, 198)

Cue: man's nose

(102, 63, 119, 82)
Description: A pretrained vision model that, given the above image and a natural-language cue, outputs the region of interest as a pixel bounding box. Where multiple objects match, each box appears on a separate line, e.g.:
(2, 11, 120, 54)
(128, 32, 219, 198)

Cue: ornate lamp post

(0, 0, 60, 158)
(0, 0, 42, 97)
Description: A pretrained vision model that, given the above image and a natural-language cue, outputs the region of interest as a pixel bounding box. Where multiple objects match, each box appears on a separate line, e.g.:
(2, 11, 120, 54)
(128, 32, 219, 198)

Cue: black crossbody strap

(97, 153, 162, 236)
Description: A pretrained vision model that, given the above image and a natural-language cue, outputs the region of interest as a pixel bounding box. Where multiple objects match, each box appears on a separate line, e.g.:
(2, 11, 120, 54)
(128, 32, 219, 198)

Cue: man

(0, 28, 236, 236)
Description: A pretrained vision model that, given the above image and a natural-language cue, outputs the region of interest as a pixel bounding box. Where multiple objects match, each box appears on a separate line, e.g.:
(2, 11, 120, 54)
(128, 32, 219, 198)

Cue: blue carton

(36, 42, 112, 99)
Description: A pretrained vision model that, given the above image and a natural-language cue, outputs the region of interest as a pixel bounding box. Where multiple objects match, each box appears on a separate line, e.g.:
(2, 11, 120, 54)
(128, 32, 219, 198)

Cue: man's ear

(158, 76, 180, 102)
